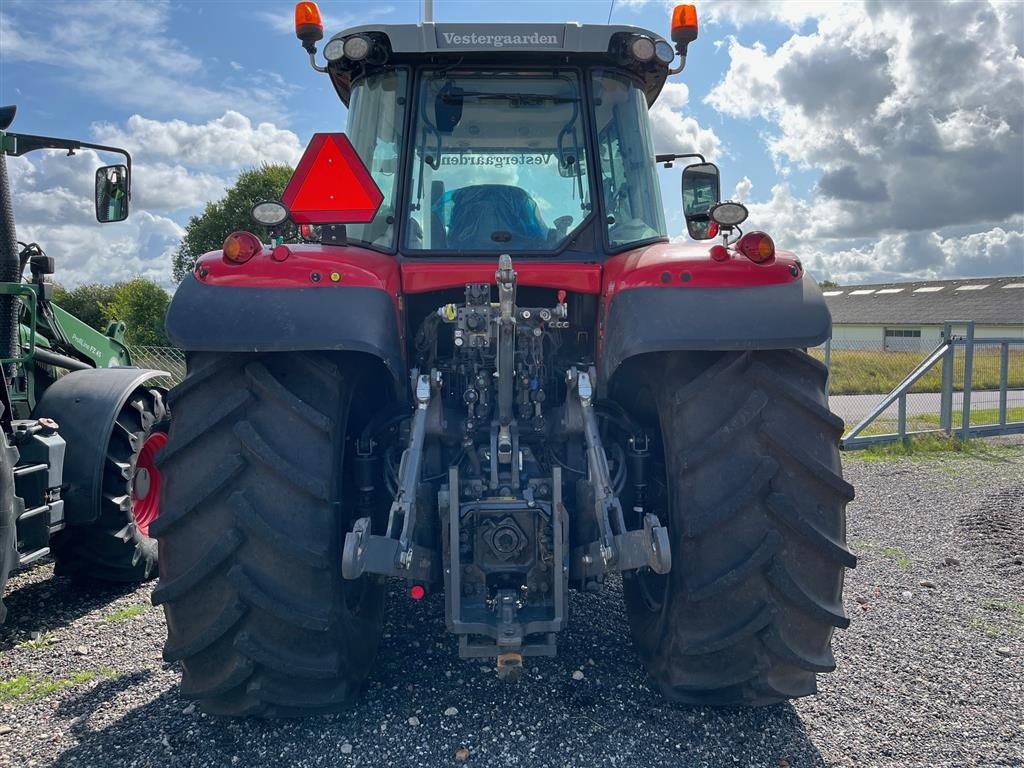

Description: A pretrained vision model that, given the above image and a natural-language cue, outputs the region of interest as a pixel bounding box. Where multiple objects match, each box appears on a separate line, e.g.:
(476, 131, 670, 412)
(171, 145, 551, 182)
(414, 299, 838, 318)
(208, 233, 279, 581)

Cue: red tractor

(154, 3, 854, 716)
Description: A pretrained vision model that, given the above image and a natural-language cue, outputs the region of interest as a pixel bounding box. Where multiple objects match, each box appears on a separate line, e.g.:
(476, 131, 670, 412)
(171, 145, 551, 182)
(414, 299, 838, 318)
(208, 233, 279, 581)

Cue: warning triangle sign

(281, 133, 384, 225)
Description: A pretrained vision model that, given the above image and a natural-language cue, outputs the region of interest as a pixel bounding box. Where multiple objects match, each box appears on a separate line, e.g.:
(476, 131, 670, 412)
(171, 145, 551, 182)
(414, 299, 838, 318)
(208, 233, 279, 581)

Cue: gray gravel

(2, 441, 1023, 768)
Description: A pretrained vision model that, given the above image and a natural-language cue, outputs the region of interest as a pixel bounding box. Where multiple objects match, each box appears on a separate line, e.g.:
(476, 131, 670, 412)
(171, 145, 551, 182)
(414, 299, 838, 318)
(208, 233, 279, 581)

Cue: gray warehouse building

(823, 275, 1024, 350)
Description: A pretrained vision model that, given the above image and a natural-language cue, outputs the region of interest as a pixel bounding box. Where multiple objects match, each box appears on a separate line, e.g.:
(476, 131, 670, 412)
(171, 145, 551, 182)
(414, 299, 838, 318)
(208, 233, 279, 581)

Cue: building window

(884, 327, 922, 351)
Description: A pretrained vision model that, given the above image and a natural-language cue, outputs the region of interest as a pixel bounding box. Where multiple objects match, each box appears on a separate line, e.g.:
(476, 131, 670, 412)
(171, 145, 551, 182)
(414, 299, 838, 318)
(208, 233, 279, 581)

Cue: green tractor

(0, 105, 170, 624)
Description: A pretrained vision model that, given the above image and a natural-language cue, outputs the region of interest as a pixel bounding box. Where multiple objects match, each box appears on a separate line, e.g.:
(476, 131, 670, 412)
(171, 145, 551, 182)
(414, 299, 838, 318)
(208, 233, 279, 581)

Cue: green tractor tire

(52, 387, 169, 582)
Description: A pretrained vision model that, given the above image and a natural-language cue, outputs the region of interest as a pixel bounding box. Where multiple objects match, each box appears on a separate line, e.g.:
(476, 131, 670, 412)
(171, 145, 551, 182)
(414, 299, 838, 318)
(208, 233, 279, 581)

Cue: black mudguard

(602, 274, 831, 385)
(165, 276, 405, 384)
(33, 367, 166, 526)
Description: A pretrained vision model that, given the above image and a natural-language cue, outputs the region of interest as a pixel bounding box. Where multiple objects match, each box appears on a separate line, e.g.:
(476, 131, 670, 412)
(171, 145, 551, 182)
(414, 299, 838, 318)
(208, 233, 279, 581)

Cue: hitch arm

(342, 372, 439, 583)
(569, 368, 672, 579)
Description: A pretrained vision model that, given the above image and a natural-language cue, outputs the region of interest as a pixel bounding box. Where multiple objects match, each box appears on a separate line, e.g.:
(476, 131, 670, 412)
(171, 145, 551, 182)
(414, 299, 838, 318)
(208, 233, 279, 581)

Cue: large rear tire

(152, 352, 385, 717)
(52, 387, 169, 582)
(621, 350, 855, 705)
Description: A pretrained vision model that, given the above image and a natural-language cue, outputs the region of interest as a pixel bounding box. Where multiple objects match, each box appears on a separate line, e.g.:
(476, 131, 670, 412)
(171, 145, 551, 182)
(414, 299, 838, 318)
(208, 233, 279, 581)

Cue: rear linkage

(342, 254, 670, 674)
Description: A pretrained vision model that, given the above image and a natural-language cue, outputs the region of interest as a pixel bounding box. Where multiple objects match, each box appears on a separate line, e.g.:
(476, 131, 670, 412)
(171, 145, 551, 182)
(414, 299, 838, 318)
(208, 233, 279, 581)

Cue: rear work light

(629, 36, 656, 62)
(222, 231, 263, 264)
(736, 231, 776, 264)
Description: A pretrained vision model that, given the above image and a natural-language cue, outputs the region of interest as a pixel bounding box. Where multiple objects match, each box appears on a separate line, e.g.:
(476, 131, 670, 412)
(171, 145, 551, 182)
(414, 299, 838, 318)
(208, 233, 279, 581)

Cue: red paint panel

(401, 262, 603, 294)
(194, 243, 402, 298)
(281, 133, 383, 224)
(602, 241, 801, 298)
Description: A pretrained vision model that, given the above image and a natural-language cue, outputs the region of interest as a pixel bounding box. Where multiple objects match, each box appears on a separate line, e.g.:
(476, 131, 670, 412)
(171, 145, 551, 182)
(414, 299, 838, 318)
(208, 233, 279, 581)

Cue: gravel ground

(1, 441, 1022, 768)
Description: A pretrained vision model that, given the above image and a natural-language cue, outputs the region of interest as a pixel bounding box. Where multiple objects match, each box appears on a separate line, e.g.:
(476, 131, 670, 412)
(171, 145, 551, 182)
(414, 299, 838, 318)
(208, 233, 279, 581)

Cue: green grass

(105, 604, 149, 623)
(811, 348, 1024, 395)
(917, 406, 1024, 428)
(981, 598, 1024, 620)
(847, 407, 1024, 440)
(16, 632, 57, 650)
(971, 619, 1001, 636)
(854, 433, 1024, 460)
(0, 668, 117, 703)
(856, 541, 912, 566)
(973, 599, 1024, 638)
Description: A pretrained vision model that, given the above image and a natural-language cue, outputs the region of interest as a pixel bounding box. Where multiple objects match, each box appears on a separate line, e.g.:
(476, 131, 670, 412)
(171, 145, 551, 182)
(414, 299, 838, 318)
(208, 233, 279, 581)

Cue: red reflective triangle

(281, 133, 384, 225)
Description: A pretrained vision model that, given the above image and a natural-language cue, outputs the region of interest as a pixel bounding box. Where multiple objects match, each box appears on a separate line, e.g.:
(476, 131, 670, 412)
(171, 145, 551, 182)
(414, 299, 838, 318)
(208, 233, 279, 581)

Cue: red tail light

(736, 231, 775, 264)
(709, 244, 729, 262)
(409, 584, 426, 600)
(271, 245, 291, 262)
(222, 231, 263, 264)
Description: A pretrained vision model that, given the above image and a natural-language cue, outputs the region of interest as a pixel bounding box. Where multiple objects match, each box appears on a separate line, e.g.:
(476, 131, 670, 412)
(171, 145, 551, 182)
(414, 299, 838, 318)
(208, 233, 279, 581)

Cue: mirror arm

(655, 151, 705, 168)
(5, 132, 132, 199)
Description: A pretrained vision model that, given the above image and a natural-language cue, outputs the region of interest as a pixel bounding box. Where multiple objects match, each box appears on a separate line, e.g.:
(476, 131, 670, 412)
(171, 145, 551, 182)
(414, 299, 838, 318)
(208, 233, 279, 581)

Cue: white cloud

(705, 0, 1024, 280)
(6, 110, 307, 287)
(798, 225, 1024, 285)
(732, 176, 752, 203)
(607, 0, 850, 27)
(708, 1, 1024, 232)
(1, 1, 289, 122)
(649, 82, 722, 160)
(92, 113, 304, 171)
(701, 0, 856, 28)
(7, 149, 184, 287)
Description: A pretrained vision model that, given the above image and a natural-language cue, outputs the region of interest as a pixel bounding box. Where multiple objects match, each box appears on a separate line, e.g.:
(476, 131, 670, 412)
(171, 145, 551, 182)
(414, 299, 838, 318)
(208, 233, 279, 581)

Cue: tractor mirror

(681, 162, 720, 240)
(435, 83, 464, 134)
(558, 153, 585, 179)
(95, 164, 130, 223)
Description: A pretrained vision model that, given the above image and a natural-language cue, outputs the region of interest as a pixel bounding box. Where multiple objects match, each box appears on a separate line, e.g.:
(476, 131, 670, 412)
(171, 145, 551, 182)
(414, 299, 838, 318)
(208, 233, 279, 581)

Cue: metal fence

(824, 323, 1024, 449)
(125, 345, 186, 389)
(125, 325, 1024, 449)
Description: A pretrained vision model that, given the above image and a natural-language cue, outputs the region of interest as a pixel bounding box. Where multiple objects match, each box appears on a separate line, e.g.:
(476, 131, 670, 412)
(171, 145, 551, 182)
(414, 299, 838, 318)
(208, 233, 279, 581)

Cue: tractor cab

(299, 12, 700, 259)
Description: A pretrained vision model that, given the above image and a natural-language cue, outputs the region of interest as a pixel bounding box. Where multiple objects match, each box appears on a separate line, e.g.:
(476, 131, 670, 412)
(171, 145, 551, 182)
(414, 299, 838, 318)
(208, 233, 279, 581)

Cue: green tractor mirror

(95, 164, 130, 223)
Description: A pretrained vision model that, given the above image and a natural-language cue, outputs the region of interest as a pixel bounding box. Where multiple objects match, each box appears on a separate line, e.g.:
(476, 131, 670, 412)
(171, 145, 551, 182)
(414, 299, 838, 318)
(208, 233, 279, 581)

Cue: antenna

(607, 0, 615, 24)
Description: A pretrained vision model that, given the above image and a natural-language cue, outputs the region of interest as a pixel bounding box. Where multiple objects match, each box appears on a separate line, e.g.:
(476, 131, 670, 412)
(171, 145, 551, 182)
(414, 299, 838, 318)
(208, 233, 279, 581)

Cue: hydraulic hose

(33, 347, 92, 372)
(0, 153, 22, 376)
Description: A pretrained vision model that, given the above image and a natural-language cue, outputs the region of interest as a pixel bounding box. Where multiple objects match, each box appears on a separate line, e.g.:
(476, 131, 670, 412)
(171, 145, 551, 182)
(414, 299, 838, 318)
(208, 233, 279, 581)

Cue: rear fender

(33, 367, 167, 525)
(600, 243, 830, 385)
(167, 245, 406, 388)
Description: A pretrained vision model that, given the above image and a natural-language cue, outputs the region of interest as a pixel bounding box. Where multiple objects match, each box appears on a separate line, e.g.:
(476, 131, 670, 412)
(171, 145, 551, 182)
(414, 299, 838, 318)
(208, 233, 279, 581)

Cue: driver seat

(443, 185, 547, 250)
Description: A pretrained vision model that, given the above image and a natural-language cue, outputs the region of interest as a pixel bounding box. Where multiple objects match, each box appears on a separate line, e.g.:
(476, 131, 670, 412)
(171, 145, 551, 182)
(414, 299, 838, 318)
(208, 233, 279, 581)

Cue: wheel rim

(132, 431, 168, 537)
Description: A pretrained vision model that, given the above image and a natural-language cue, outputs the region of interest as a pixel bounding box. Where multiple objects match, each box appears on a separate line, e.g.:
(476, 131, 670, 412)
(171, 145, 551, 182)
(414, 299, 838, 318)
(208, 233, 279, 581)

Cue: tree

(51, 283, 119, 332)
(172, 164, 296, 282)
(103, 278, 171, 346)
(819, 280, 840, 289)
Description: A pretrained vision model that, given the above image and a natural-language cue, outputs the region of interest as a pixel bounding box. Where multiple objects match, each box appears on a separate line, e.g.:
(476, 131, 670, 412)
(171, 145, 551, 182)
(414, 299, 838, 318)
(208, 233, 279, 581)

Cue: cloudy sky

(1, 0, 1021, 287)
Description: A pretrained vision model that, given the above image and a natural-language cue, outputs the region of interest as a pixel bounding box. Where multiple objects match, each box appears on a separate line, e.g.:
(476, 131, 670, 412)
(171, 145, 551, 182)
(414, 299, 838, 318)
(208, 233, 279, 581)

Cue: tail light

(222, 231, 263, 264)
(271, 245, 291, 262)
(736, 231, 775, 264)
(709, 244, 729, 262)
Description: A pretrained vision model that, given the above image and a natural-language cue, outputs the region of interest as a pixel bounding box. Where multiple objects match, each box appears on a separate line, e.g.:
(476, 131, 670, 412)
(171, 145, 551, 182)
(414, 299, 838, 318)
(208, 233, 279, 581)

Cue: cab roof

(326, 22, 672, 106)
